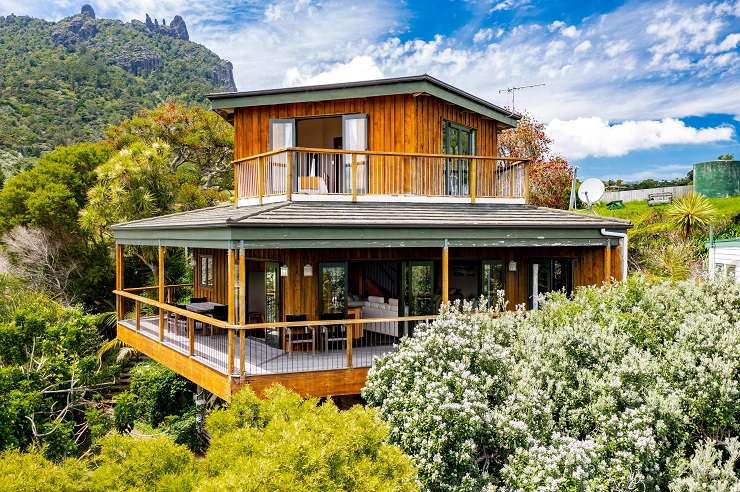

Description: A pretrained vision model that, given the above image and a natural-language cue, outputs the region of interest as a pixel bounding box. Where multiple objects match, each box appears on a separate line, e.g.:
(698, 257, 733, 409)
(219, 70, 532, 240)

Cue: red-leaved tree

(499, 114, 574, 209)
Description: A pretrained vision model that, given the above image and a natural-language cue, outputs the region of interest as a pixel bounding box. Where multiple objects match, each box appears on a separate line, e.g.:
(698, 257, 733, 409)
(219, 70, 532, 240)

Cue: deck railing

(114, 289, 435, 378)
(233, 147, 528, 204)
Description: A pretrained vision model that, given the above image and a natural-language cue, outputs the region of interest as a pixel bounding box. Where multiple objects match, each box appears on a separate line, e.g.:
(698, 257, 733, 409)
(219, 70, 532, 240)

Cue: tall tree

(498, 114, 574, 209)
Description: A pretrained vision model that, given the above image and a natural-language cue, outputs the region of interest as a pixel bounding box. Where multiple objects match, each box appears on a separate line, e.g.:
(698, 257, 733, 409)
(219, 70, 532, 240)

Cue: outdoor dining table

(185, 302, 226, 336)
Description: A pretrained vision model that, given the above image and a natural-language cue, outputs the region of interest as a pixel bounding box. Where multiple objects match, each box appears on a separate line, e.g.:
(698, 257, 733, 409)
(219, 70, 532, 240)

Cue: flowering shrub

(363, 276, 740, 491)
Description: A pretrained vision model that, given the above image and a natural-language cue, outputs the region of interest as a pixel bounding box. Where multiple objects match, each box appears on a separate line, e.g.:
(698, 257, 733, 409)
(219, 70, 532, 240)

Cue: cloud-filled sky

(2, 0, 739, 180)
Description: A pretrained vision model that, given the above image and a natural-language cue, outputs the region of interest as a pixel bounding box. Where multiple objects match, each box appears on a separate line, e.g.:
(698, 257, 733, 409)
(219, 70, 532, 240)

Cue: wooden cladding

(193, 249, 230, 304)
(233, 94, 499, 160)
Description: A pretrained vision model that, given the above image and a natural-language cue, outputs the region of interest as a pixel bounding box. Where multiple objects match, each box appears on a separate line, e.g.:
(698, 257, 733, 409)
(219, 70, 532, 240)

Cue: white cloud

(605, 163, 693, 182)
(473, 28, 493, 43)
(490, 0, 530, 12)
(549, 20, 579, 38)
(574, 40, 592, 53)
(605, 39, 630, 57)
(707, 32, 740, 53)
(284, 55, 383, 86)
(546, 117, 735, 159)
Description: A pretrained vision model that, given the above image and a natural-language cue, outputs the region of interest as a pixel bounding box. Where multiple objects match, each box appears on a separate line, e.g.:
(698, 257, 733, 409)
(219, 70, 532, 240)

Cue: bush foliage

(363, 276, 740, 491)
(0, 386, 418, 491)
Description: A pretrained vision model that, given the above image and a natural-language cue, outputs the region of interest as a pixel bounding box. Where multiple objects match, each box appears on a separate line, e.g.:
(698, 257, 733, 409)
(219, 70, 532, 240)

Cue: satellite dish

(578, 178, 605, 210)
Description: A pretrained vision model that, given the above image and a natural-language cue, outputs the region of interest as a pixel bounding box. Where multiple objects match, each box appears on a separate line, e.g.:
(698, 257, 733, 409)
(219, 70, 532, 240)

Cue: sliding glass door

(342, 114, 368, 193)
(529, 259, 573, 310)
(443, 120, 475, 196)
(264, 262, 281, 348)
(319, 262, 348, 316)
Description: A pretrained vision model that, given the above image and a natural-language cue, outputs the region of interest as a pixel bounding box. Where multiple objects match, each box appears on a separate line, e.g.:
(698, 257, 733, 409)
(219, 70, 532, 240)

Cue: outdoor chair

(284, 314, 314, 352)
(320, 312, 347, 352)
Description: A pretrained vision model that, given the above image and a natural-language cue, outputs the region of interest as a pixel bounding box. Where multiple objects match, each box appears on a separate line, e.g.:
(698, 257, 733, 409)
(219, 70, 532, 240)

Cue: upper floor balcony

(233, 147, 529, 206)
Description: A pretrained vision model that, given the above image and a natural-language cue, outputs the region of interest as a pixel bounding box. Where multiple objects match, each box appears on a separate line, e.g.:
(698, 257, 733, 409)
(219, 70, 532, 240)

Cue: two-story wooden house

(112, 75, 629, 401)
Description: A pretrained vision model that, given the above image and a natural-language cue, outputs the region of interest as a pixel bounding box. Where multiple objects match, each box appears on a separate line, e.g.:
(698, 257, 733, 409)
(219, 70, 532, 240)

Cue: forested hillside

(0, 5, 235, 161)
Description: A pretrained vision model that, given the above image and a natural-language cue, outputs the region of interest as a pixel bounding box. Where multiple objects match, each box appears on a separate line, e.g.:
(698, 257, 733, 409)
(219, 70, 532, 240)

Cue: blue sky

(1, 0, 739, 182)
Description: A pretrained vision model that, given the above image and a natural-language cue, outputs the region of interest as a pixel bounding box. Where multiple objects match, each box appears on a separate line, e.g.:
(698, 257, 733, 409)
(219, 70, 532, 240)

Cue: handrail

(123, 283, 191, 293)
(233, 146, 530, 164)
(115, 289, 437, 331)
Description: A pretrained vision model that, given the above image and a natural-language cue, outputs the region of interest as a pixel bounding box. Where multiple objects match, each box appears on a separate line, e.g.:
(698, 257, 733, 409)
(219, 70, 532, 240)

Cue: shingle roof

(112, 201, 630, 231)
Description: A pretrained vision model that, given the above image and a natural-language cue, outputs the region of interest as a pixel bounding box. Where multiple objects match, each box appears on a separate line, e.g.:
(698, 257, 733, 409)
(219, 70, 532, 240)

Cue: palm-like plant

(666, 193, 716, 237)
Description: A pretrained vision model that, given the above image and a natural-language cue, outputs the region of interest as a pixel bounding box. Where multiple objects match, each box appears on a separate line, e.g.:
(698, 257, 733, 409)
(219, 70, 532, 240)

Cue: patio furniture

(320, 312, 347, 352)
(186, 301, 225, 336)
(167, 303, 188, 335)
(284, 314, 314, 353)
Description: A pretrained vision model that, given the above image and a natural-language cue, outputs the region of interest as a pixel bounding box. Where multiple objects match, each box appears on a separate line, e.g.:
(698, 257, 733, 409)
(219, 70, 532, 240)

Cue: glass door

(443, 121, 475, 196)
(269, 119, 295, 193)
(342, 114, 368, 194)
(481, 260, 505, 308)
(264, 262, 281, 348)
(319, 262, 348, 315)
(529, 259, 573, 310)
(401, 261, 435, 337)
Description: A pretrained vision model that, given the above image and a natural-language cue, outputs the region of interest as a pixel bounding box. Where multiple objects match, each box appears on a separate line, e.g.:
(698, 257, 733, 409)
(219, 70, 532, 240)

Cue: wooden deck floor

(119, 317, 395, 377)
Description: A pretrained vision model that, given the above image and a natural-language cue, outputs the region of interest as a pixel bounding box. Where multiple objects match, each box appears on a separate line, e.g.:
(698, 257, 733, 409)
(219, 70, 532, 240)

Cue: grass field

(592, 195, 740, 222)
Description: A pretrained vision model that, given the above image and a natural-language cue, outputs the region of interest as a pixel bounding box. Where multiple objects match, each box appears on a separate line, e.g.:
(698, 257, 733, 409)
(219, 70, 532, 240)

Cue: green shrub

(200, 385, 418, 491)
(364, 276, 740, 491)
(113, 391, 137, 433)
(128, 362, 193, 427)
(0, 450, 86, 492)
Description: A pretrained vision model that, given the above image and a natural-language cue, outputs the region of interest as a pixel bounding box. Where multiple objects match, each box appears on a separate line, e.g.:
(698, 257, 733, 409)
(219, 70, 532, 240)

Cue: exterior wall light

(280, 265, 289, 277)
(508, 260, 517, 272)
(303, 264, 313, 277)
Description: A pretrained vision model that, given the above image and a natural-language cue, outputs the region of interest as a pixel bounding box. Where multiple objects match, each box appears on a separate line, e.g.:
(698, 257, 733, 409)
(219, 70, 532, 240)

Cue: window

(529, 258, 573, 309)
(481, 260, 505, 306)
(442, 120, 476, 196)
(200, 255, 213, 288)
(319, 262, 348, 315)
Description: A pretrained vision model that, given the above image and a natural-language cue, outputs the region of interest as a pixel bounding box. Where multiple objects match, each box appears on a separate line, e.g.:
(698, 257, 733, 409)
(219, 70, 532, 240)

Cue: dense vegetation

(0, 7, 234, 162)
(363, 276, 740, 491)
(0, 386, 418, 491)
(0, 274, 121, 459)
(593, 194, 740, 279)
(0, 102, 232, 308)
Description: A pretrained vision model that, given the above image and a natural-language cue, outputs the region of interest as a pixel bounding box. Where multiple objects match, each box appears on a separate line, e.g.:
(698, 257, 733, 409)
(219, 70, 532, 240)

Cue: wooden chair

(167, 303, 188, 336)
(284, 314, 314, 353)
(320, 312, 347, 351)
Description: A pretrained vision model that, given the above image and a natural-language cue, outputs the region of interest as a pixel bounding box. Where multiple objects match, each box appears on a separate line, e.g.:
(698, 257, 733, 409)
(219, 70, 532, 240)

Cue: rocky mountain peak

(142, 12, 189, 41)
(80, 4, 95, 18)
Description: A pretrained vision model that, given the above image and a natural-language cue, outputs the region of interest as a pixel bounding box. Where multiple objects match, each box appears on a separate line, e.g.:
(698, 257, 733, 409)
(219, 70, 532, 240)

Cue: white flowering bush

(363, 276, 740, 491)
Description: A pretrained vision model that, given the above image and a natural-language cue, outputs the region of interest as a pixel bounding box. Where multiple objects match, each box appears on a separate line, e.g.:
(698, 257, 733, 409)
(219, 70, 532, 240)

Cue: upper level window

(200, 255, 214, 288)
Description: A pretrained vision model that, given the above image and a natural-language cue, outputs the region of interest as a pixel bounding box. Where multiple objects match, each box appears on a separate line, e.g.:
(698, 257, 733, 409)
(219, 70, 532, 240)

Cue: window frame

(199, 255, 214, 288)
(480, 259, 506, 307)
(528, 258, 574, 309)
(318, 261, 349, 315)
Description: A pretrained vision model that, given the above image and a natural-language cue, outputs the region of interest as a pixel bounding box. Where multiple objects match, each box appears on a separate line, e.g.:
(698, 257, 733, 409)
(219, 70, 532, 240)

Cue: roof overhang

(113, 225, 625, 249)
(207, 75, 521, 128)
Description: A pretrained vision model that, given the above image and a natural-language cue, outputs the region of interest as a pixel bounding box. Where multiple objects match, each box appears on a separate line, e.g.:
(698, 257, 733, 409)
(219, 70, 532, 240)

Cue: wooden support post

(470, 158, 477, 204)
(346, 323, 353, 368)
(228, 249, 236, 324)
(257, 157, 264, 205)
(442, 240, 449, 304)
(188, 319, 195, 356)
(227, 329, 235, 376)
(286, 151, 293, 202)
(158, 245, 165, 341)
(135, 301, 141, 331)
(605, 242, 612, 281)
(522, 162, 530, 202)
(351, 153, 358, 202)
(509, 164, 516, 197)
(115, 243, 124, 319)
(238, 248, 247, 377)
(239, 330, 246, 377)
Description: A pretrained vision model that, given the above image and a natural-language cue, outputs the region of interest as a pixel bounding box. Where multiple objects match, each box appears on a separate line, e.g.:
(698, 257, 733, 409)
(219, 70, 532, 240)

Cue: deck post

(135, 300, 141, 331)
(605, 242, 612, 281)
(509, 164, 516, 197)
(115, 243, 124, 320)
(442, 239, 449, 304)
(257, 157, 264, 205)
(227, 248, 236, 376)
(286, 151, 293, 202)
(351, 153, 357, 202)
(238, 246, 247, 377)
(233, 162, 239, 206)
(470, 158, 477, 204)
(188, 320, 195, 356)
(523, 161, 530, 201)
(158, 245, 165, 341)
(346, 323, 353, 368)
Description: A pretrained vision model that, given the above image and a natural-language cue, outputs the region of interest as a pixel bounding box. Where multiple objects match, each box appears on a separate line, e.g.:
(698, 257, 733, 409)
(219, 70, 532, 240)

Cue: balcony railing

(114, 289, 436, 379)
(233, 147, 529, 204)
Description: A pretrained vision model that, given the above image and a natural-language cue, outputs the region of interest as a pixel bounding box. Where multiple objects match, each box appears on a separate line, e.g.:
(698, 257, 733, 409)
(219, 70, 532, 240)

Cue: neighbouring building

(708, 237, 740, 283)
(112, 75, 630, 400)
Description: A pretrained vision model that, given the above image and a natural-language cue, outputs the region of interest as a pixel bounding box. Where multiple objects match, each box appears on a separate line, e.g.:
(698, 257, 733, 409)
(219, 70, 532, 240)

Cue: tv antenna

(498, 83, 545, 112)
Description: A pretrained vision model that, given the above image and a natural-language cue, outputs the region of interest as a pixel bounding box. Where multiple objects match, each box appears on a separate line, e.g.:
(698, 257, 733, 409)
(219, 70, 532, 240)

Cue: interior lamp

(280, 265, 289, 277)
(508, 260, 517, 272)
(303, 264, 313, 277)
